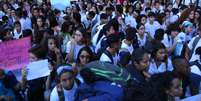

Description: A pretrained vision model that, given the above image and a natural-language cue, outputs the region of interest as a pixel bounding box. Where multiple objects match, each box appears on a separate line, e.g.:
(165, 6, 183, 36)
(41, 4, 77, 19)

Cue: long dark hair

(76, 46, 94, 65)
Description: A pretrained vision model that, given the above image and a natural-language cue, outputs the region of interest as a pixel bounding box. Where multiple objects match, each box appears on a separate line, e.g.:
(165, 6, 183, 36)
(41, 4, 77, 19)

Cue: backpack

(189, 36, 201, 59)
(189, 60, 201, 71)
(80, 61, 131, 86)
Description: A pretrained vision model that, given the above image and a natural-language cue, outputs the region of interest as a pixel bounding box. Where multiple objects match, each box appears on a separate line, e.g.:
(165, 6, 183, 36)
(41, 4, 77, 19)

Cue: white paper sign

(181, 94, 201, 101)
(26, 59, 50, 80)
(50, 0, 71, 11)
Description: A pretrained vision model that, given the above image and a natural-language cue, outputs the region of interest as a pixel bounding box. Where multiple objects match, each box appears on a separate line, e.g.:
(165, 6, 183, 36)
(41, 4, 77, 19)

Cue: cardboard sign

(26, 59, 50, 80)
(50, 0, 71, 11)
(0, 37, 31, 70)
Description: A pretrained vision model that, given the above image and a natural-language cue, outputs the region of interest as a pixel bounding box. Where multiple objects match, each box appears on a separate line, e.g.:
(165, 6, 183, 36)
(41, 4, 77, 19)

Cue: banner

(50, 0, 71, 11)
(0, 37, 31, 70)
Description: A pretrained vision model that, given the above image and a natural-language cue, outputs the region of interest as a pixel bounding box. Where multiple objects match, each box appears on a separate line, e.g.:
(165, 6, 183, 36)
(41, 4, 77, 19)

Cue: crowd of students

(0, 0, 201, 101)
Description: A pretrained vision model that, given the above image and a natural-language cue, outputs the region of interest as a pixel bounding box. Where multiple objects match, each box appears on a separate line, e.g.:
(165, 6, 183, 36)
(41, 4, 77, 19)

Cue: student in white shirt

(148, 42, 173, 75)
(188, 26, 201, 62)
(100, 34, 120, 65)
(20, 11, 32, 30)
(12, 21, 22, 39)
(125, 5, 137, 28)
(136, 23, 148, 47)
(50, 65, 78, 101)
(81, 11, 96, 29)
(145, 12, 161, 38)
(66, 28, 87, 63)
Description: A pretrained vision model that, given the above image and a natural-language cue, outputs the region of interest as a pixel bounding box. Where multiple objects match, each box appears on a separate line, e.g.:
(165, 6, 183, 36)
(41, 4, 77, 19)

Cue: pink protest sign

(0, 37, 31, 70)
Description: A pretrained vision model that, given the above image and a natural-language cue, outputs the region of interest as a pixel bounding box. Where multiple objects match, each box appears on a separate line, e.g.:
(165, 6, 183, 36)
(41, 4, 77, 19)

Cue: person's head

(148, 12, 156, 23)
(2, 28, 12, 41)
(87, 11, 95, 21)
(166, 22, 180, 38)
(47, 36, 58, 51)
(14, 21, 21, 32)
(151, 72, 183, 100)
(36, 17, 44, 28)
(74, 27, 86, 44)
(32, 8, 39, 17)
(182, 21, 193, 33)
(61, 20, 74, 34)
(131, 48, 149, 71)
(105, 23, 115, 36)
(72, 12, 81, 23)
(100, 13, 108, 24)
(105, 6, 113, 17)
(137, 23, 145, 35)
(138, 14, 147, 25)
(166, 3, 173, 11)
(154, 1, 161, 10)
(107, 34, 121, 52)
(126, 5, 134, 14)
(188, 10, 195, 20)
(57, 65, 75, 90)
(77, 46, 94, 66)
(125, 27, 137, 43)
(28, 45, 46, 62)
(116, 5, 123, 15)
(172, 57, 189, 77)
(151, 42, 166, 62)
(154, 28, 165, 41)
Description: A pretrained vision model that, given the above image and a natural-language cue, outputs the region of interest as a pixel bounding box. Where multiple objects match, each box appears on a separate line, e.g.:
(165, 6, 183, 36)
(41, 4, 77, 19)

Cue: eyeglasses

(80, 55, 90, 59)
(75, 33, 82, 37)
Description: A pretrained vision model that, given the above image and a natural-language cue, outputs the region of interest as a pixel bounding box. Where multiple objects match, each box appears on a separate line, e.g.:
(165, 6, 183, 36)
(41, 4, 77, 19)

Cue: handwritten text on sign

(0, 37, 31, 70)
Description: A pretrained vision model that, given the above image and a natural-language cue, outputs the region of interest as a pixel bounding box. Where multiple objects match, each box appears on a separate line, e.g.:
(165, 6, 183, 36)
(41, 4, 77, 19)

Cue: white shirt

(120, 39, 134, 54)
(13, 29, 22, 39)
(95, 35, 106, 53)
(20, 17, 32, 30)
(92, 24, 105, 47)
(137, 33, 148, 47)
(162, 34, 173, 48)
(125, 14, 137, 28)
(100, 51, 119, 65)
(66, 41, 85, 61)
(145, 21, 161, 38)
(188, 35, 201, 62)
(148, 59, 174, 75)
(50, 83, 77, 101)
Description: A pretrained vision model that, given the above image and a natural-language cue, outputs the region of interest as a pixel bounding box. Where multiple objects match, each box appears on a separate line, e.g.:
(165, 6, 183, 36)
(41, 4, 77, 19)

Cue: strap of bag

(190, 36, 201, 58)
(56, 84, 65, 101)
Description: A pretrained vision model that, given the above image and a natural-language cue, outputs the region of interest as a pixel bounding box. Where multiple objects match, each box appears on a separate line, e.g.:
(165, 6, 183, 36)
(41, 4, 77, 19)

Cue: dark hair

(28, 45, 46, 59)
(136, 14, 147, 24)
(106, 34, 120, 48)
(73, 12, 81, 23)
(14, 21, 21, 26)
(150, 72, 179, 101)
(126, 5, 134, 13)
(154, 29, 165, 41)
(136, 23, 144, 29)
(148, 12, 156, 17)
(116, 5, 123, 14)
(131, 48, 147, 64)
(166, 22, 180, 35)
(100, 13, 108, 20)
(41, 35, 59, 52)
(77, 46, 94, 64)
(61, 21, 74, 34)
(125, 27, 137, 41)
(88, 11, 95, 18)
(151, 42, 166, 59)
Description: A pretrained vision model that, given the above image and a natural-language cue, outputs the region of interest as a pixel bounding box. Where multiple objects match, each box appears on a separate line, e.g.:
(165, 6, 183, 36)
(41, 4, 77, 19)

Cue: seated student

(172, 57, 190, 98)
(50, 65, 79, 101)
(0, 69, 23, 101)
(189, 47, 201, 95)
(119, 27, 137, 67)
(21, 45, 47, 101)
(12, 21, 23, 39)
(150, 72, 183, 101)
(136, 23, 149, 47)
(148, 42, 173, 75)
(127, 48, 150, 83)
(99, 34, 121, 65)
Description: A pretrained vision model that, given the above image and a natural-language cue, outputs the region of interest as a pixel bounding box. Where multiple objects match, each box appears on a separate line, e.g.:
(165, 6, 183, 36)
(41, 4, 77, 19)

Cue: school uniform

(99, 49, 119, 65)
(188, 35, 201, 62)
(145, 21, 161, 38)
(125, 14, 137, 28)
